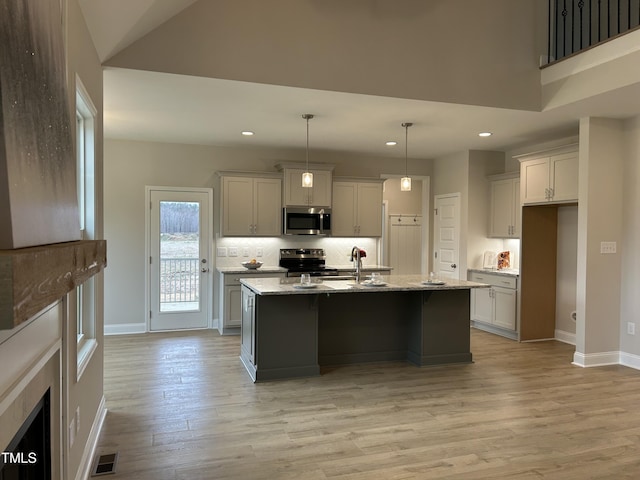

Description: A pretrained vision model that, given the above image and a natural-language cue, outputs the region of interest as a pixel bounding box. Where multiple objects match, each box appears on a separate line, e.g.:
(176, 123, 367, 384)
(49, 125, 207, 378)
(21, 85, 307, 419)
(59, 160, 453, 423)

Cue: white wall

(104, 139, 432, 329)
(467, 151, 507, 270)
(620, 115, 640, 358)
(556, 205, 578, 336)
(384, 178, 422, 216)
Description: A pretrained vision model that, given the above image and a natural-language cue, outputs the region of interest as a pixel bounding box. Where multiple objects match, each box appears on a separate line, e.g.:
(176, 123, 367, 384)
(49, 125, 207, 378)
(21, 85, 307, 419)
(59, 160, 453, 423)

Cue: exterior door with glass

(148, 188, 211, 331)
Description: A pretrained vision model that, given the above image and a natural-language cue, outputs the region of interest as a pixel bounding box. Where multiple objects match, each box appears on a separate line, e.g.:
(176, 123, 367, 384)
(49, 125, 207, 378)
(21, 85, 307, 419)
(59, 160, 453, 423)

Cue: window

(75, 75, 97, 379)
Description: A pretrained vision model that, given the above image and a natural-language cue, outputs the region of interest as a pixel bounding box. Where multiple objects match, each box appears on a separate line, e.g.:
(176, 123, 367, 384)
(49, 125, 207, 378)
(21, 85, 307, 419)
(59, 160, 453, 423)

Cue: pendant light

(302, 114, 314, 188)
(401, 122, 413, 191)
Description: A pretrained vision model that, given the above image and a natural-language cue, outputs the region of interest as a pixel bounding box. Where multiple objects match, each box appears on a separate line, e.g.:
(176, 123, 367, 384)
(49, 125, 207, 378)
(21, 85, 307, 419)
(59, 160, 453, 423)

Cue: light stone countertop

(467, 268, 519, 277)
(240, 274, 489, 296)
(216, 266, 287, 275)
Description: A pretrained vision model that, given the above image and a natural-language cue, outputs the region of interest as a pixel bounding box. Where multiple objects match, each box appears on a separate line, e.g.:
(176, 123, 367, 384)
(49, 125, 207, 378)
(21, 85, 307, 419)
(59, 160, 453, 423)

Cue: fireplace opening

(0, 389, 51, 480)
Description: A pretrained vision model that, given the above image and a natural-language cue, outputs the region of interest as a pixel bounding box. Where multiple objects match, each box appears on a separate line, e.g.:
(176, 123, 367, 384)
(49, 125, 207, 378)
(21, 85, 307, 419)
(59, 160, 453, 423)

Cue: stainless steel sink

(322, 275, 357, 281)
(322, 280, 358, 290)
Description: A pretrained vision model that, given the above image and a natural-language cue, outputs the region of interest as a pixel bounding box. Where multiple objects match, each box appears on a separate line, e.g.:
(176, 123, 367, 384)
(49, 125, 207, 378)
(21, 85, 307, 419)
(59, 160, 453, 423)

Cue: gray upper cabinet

(283, 168, 332, 207)
(276, 163, 334, 207)
(220, 175, 282, 236)
(332, 180, 383, 237)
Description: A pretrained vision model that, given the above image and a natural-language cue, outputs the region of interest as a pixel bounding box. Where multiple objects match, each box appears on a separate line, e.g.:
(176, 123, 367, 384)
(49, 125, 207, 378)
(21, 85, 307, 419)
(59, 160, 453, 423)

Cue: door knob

(451, 264, 457, 269)
(201, 267, 209, 273)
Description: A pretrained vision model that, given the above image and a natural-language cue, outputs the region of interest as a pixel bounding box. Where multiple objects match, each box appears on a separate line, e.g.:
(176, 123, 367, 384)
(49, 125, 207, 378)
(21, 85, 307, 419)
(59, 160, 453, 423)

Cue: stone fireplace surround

(0, 240, 107, 479)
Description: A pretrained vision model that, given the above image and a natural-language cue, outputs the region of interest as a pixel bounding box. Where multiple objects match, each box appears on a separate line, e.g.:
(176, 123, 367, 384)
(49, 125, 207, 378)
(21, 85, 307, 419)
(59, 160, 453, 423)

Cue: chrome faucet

(351, 246, 362, 282)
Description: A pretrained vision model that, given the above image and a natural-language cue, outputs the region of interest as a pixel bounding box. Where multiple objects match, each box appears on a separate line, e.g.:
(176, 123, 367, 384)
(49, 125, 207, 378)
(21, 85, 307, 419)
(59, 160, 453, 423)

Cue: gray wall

(106, 0, 544, 112)
(103, 139, 432, 329)
(65, 0, 106, 477)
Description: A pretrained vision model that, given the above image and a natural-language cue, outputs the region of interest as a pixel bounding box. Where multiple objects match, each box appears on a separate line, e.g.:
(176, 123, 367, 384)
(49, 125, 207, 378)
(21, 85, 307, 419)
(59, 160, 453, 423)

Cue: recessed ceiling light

(241, 131, 255, 136)
(478, 132, 492, 137)
(385, 141, 397, 146)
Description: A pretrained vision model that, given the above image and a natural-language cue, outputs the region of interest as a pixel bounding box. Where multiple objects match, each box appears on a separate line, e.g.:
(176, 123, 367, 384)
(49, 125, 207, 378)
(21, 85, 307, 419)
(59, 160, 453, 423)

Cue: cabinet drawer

(469, 272, 517, 289)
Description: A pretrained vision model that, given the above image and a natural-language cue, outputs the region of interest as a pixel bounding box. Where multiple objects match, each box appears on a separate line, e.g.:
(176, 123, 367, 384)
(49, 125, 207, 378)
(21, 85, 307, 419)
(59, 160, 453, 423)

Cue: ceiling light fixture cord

(401, 122, 413, 191)
(306, 115, 310, 168)
(302, 114, 314, 189)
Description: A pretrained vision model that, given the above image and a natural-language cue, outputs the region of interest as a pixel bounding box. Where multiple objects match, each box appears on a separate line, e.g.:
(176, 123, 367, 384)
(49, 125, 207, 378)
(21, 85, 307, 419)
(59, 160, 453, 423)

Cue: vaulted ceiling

(79, 0, 640, 159)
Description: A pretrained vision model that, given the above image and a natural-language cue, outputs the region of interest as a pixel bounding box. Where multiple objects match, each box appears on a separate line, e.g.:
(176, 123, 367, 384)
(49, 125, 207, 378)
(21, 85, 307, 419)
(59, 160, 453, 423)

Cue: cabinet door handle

(549, 187, 554, 199)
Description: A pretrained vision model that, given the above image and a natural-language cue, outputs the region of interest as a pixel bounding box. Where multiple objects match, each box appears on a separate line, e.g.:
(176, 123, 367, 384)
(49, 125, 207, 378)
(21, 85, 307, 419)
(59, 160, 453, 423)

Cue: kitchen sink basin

(322, 280, 357, 290)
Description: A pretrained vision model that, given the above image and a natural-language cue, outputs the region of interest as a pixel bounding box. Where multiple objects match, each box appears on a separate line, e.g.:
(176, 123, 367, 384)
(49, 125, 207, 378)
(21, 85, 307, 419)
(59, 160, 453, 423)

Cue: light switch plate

(228, 247, 238, 257)
(256, 247, 263, 257)
(600, 241, 617, 254)
(216, 247, 227, 257)
(242, 247, 249, 257)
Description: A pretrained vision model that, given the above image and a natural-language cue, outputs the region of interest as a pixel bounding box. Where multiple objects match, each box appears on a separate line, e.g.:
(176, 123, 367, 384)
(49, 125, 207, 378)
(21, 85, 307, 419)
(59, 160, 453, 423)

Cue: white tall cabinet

(219, 174, 282, 236)
(332, 180, 383, 237)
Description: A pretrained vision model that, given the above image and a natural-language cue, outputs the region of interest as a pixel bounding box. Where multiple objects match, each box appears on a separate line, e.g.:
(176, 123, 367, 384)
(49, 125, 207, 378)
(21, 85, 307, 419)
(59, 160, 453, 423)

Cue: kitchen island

(239, 275, 489, 382)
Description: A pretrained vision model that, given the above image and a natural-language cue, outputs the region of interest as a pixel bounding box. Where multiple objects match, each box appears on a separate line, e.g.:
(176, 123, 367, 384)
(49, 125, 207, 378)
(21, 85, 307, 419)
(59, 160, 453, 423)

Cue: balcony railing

(547, 0, 640, 64)
(160, 257, 199, 305)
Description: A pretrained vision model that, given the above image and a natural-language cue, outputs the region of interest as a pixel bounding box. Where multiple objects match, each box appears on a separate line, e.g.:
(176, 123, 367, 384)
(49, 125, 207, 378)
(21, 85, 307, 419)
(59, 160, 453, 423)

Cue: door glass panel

(159, 201, 200, 312)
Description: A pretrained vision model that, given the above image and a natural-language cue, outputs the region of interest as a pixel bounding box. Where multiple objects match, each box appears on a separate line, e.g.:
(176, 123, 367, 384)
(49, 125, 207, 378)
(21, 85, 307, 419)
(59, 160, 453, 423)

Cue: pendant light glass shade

(401, 122, 413, 192)
(302, 171, 313, 187)
(302, 114, 314, 188)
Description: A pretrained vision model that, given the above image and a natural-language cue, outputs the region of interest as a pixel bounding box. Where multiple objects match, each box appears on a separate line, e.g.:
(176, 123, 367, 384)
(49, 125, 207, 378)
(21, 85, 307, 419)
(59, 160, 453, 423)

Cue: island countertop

(240, 274, 489, 295)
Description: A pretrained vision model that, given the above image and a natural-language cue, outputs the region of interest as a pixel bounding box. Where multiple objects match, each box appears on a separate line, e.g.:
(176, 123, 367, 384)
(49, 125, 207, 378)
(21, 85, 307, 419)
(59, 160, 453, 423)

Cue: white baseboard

(572, 350, 620, 367)
(555, 329, 576, 345)
(620, 352, 640, 371)
(104, 323, 146, 335)
(76, 396, 107, 480)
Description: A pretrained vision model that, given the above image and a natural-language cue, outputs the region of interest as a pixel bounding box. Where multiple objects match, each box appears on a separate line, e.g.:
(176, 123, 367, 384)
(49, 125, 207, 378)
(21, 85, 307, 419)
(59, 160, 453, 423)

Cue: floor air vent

(91, 452, 119, 476)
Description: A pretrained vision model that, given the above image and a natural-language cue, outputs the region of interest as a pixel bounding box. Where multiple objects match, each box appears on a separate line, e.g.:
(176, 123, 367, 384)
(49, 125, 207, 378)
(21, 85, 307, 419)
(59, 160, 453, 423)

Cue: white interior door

(148, 188, 211, 331)
(434, 193, 460, 280)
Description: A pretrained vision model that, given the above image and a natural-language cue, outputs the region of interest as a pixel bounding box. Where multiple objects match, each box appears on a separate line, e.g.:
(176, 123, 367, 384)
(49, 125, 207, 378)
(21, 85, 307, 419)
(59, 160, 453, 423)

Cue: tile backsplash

(214, 236, 379, 269)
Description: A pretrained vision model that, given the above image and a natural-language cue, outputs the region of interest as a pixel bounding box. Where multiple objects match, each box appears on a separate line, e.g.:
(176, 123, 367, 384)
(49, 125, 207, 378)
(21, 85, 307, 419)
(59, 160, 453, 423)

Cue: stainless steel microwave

(283, 207, 331, 235)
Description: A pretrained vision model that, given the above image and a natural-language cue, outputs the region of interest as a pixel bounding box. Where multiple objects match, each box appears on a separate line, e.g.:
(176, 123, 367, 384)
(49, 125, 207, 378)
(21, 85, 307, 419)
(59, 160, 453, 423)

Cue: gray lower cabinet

(469, 271, 518, 339)
(240, 288, 255, 368)
(219, 271, 285, 335)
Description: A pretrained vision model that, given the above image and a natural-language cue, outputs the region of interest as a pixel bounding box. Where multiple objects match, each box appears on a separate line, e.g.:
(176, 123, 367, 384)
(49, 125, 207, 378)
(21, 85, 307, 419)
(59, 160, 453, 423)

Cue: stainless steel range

(279, 248, 339, 277)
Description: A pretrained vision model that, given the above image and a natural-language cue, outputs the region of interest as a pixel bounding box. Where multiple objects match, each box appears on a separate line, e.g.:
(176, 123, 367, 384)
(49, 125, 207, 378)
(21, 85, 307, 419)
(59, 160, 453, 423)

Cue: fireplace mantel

(0, 240, 107, 330)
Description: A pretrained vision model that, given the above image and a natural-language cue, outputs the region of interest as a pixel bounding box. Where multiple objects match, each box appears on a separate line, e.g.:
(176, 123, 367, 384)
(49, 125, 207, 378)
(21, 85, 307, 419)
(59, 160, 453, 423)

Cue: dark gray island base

(239, 276, 487, 382)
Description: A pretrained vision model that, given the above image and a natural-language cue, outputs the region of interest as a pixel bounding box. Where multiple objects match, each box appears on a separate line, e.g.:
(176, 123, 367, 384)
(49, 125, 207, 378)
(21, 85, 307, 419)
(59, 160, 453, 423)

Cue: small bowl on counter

(241, 261, 263, 270)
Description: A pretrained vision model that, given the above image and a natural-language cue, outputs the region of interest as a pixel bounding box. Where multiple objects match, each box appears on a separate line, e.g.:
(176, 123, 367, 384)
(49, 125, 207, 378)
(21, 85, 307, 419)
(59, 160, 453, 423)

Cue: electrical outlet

(600, 241, 617, 254)
(242, 247, 249, 257)
(628, 322, 636, 335)
(228, 247, 238, 257)
(216, 247, 227, 257)
(256, 247, 263, 257)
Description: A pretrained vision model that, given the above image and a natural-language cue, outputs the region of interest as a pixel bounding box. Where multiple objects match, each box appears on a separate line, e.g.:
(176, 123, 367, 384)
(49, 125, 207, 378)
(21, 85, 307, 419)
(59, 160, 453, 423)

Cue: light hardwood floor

(97, 329, 640, 479)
